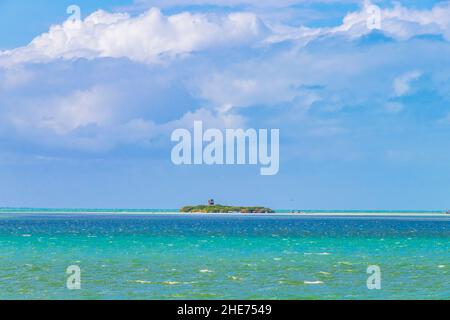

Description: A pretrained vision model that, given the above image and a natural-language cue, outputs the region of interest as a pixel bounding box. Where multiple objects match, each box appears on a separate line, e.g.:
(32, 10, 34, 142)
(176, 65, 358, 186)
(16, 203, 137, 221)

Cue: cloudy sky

(1, 0, 450, 210)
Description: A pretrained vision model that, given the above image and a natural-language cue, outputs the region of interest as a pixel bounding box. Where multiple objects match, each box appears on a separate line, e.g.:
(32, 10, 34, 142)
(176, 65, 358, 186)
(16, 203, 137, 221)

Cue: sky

(1, 0, 450, 210)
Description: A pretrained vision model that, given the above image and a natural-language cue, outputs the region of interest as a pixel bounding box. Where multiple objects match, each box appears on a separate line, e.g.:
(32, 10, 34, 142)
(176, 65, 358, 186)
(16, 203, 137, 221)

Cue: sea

(0, 209, 448, 300)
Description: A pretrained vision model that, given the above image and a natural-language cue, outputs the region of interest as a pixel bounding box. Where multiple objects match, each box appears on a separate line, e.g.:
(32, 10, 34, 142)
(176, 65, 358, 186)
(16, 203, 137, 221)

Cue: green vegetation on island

(180, 204, 275, 214)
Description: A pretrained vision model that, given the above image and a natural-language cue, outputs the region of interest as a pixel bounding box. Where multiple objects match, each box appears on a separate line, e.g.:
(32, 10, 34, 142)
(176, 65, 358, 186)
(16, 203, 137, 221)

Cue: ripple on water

(134, 280, 153, 284)
(304, 281, 325, 285)
(1, 214, 448, 299)
(132, 280, 181, 285)
(337, 261, 353, 266)
(199, 269, 213, 273)
(304, 252, 331, 256)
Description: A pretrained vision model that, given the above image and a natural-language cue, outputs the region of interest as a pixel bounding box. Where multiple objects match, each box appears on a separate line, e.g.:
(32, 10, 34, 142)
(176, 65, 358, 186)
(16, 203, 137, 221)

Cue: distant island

(180, 203, 275, 214)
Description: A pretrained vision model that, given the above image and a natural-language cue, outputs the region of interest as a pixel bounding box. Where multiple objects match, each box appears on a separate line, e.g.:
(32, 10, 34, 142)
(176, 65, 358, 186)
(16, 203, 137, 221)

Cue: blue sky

(1, 0, 450, 210)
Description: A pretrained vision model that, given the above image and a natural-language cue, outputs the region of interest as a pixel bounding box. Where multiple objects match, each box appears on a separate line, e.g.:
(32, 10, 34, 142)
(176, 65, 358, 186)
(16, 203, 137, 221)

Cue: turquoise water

(0, 208, 445, 214)
(0, 213, 448, 300)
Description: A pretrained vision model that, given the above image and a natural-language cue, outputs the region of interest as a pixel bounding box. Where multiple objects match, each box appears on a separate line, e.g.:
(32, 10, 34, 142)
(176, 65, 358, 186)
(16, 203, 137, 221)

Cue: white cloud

(6, 87, 119, 135)
(266, 2, 450, 44)
(1, 2, 450, 154)
(329, 2, 450, 40)
(393, 71, 421, 97)
(195, 61, 305, 108)
(3, 2, 450, 67)
(2, 84, 161, 151)
(0, 66, 34, 90)
(0, 8, 267, 66)
(46, 118, 157, 152)
(166, 107, 245, 132)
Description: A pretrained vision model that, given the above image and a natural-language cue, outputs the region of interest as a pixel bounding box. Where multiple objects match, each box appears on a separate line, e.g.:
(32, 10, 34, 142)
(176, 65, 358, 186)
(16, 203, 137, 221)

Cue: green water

(0, 214, 448, 299)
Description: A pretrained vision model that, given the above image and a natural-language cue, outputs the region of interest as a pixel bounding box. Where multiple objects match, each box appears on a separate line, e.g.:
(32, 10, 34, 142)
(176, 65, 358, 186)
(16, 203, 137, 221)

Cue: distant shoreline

(0, 210, 448, 218)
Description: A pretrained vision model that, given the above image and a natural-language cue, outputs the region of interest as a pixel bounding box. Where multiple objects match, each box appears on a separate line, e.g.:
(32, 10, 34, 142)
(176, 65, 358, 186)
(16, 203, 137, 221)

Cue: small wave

(134, 280, 182, 286)
(22, 234, 32, 237)
(304, 281, 324, 285)
(134, 280, 153, 284)
(344, 269, 356, 273)
(438, 265, 445, 268)
(304, 252, 331, 256)
(199, 269, 213, 273)
(243, 263, 257, 267)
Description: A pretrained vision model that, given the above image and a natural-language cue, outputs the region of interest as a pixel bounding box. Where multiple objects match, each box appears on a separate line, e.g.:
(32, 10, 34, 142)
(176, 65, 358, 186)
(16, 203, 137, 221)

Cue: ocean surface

(0, 211, 448, 300)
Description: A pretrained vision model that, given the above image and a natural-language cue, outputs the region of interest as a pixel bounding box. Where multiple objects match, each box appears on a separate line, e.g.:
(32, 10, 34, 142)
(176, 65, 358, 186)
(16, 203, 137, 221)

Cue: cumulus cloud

(3, 2, 450, 67)
(3, 86, 119, 134)
(0, 8, 267, 66)
(266, 2, 450, 44)
(197, 71, 298, 108)
(1, 2, 450, 154)
(2, 86, 160, 151)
